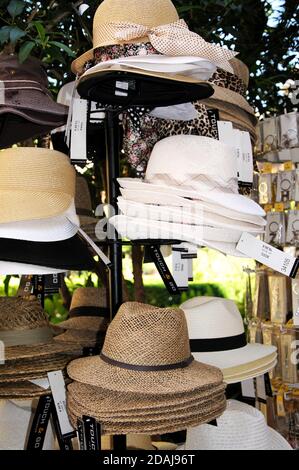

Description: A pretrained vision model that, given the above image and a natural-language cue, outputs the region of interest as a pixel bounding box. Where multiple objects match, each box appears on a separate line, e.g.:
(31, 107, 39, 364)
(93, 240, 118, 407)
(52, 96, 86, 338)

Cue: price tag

(256, 375, 267, 404)
(274, 202, 285, 212)
(47, 371, 74, 438)
(26, 395, 53, 450)
(262, 163, 273, 174)
(284, 161, 293, 172)
(241, 379, 255, 398)
(148, 245, 180, 295)
(70, 98, 88, 163)
(172, 248, 189, 290)
(237, 232, 299, 278)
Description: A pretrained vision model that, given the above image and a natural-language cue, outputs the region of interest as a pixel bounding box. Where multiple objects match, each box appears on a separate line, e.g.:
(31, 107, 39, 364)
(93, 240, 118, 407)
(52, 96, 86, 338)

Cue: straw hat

(67, 302, 224, 394)
(69, 287, 109, 318)
(116, 135, 264, 217)
(0, 382, 50, 399)
(0, 297, 81, 367)
(0, 54, 68, 148)
(179, 400, 292, 450)
(180, 297, 277, 383)
(0, 147, 75, 223)
(54, 316, 108, 347)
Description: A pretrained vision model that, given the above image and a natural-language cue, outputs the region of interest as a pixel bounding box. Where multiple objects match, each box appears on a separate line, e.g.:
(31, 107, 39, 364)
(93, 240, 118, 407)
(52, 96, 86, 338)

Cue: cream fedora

(180, 297, 277, 383)
(0, 147, 75, 223)
(117, 135, 265, 217)
(72, 0, 236, 75)
(179, 400, 292, 450)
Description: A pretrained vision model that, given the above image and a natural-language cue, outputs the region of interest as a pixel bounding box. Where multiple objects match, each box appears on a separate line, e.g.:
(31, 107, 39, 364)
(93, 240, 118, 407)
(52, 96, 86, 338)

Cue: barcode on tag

(47, 371, 74, 438)
(237, 232, 299, 278)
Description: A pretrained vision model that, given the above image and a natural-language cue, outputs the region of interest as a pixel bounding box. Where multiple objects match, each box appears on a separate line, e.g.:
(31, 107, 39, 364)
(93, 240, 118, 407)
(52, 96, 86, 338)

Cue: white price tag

(256, 375, 267, 402)
(237, 232, 299, 278)
(217, 121, 234, 145)
(172, 248, 189, 289)
(241, 379, 255, 398)
(70, 98, 88, 161)
(232, 129, 243, 182)
(240, 131, 254, 185)
(47, 371, 74, 437)
(30, 378, 50, 390)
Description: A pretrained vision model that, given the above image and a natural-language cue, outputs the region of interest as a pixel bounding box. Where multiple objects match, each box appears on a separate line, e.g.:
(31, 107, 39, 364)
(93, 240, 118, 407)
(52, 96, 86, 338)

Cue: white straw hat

(180, 297, 276, 383)
(0, 262, 65, 275)
(0, 201, 79, 242)
(179, 400, 292, 450)
(117, 135, 264, 217)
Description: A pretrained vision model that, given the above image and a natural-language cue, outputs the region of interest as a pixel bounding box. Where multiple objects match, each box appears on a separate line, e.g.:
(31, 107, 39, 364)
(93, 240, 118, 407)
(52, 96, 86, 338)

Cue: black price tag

(51, 401, 75, 451)
(82, 416, 101, 451)
(147, 245, 180, 295)
(77, 419, 85, 450)
(44, 274, 61, 295)
(207, 109, 220, 139)
(32, 275, 45, 308)
(26, 395, 52, 450)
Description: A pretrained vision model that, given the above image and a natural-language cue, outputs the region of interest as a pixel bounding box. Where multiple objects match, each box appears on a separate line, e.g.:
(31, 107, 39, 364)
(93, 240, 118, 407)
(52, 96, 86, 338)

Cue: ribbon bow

(109, 19, 237, 74)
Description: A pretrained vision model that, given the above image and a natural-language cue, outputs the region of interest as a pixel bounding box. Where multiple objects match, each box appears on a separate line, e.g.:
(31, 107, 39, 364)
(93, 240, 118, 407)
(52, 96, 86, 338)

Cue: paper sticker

(237, 232, 299, 278)
(47, 371, 74, 438)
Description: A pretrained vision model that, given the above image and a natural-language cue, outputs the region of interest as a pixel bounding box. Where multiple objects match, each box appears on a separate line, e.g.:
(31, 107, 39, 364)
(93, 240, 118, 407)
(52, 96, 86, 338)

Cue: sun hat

(0, 381, 50, 399)
(119, 189, 266, 226)
(109, 214, 249, 257)
(0, 201, 79, 242)
(72, 0, 236, 75)
(117, 197, 265, 233)
(0, 54, 68, 148)
(178, 400, 292, 450)
(54, 316, 108, 347)
(117, 135, 265, 216)
(0, 235, 96, 271)
(180, 297, 277, 383)
(68, 287, 109, 318)
(67, 302, 225, 395)
(0, 147, 75, 223)
(0, 262, 65, 275)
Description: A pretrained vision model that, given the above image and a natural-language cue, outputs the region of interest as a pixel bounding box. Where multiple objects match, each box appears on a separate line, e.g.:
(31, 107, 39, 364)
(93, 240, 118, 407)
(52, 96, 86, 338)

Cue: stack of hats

(180, 297, 277, 384)
(0, 147, 97, 275)
(179, 400, 292, 450)
(109, 135, 266, 257)
(0, 297, 82, 400)
(72, 0, 239, 107)
(0, 54, 68, 148)
(68, 287, 109, 318)
(54, 316, 108, 349)
(66, 302, 226, 435)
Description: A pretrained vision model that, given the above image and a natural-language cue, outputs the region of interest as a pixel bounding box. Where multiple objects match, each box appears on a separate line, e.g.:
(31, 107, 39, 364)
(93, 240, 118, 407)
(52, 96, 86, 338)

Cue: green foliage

(7, 0, 25, 19)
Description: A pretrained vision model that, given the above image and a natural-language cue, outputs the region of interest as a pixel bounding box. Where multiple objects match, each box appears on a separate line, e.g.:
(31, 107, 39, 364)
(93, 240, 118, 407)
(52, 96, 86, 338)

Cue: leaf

(33, 21, 46, 42)
(0, 26, 11, 44)
(19, 40, 35, 63)
(9, 26, 26, 43)
(7, 0, 25, 18)
(49, 40, 76, 57)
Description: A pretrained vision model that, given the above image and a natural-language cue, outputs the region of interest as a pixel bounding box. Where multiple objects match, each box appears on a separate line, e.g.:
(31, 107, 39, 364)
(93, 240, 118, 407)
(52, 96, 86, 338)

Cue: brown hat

(54, 316, 108, 347)
(0, 54, 68, 148)
(69, 287, 109, 318)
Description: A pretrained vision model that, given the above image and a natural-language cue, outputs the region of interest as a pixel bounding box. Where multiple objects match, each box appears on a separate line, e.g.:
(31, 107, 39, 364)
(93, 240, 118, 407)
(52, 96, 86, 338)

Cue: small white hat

(179, 400, 292, 450)
(117, 135, 265, 217)
(180, 297, 276, 382)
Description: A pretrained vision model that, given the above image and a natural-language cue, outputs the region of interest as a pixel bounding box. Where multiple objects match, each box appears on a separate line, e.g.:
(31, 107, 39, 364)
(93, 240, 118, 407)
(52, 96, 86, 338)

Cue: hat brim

(117, 178, 265, 217)
(119, 188, 266, 226)
(4, 341, 82, 361)
(0, 381, 49, 399)
(208, 84, 256, 118)
(267, 427, 293, 450)
(56, 316, 108, 333)
(0, 261, 65, 275)
(67, 355, 223, 395)
(224, 358, 277, 384)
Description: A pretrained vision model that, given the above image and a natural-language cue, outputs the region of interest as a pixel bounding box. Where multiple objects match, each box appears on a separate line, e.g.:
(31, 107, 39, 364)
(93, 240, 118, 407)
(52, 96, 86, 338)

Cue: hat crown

(92, 0, 179, 48)
(0, 297, 49, 331)
(0, 53, 48, 88)
(181, 297, 245, 339)
(70, 287, 106, 309)
(145, 135, 238, 192)
(102, 302, 191, 366)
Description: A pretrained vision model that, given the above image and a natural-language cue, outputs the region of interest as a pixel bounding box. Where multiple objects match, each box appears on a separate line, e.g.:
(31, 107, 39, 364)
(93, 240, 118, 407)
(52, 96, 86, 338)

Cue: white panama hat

(117, 135, 265, 217)
(119, 188, 266, 227)
(0, 201, 79, 242)
(117, 197, 265, 233)
(180, 297, 277, 382)
(109, 215, 248, 257)
(179, 400, 292, 450)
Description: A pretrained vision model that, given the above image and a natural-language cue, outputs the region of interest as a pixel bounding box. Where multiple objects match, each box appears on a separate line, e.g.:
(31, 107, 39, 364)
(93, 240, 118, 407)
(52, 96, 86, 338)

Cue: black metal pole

(106, 110, 123, 319)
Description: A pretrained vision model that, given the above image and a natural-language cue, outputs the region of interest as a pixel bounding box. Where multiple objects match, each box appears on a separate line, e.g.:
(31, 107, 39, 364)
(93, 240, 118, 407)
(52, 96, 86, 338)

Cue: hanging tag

(217, 121, 234, 145)
(207, 109, 220, 138)
(172, 247, 189, 291)
(239, 131, 254, 187)
(51, 401, 74, 450)
(77, 419, 85, 450)
(70, 98, 88, 163)
(26, 395, 53, 450)
(65, 84, 80, 148)
(17, 275, 34, 298)
(0, 81, 5, 105)
(33, 275, 45, 308)
(47, 371, 75, 438)
(148, 245, 181, 295)
(180, 243, 197, 281)
(237, 232, 299, 278)
(44, 273, 61, 295)
(256, 375, 267, 404)
(89, 102, 105, 123)
(82, 416, 101, 451)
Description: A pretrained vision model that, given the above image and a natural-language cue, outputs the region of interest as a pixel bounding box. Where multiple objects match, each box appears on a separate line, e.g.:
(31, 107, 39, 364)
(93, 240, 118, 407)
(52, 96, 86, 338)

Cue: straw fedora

(54, 316, 108, 347)
(0, 54, 68, 148)
(0, 381, 50, 399)
(180, 297, 277, 383)
(72, 0, 236, 75)
(67, 302, 224, 394)
(116, 135, 265, 216)
(68, 287, 109, 318)
(178, 400, 292, 450)
(0, 147, 75, 223)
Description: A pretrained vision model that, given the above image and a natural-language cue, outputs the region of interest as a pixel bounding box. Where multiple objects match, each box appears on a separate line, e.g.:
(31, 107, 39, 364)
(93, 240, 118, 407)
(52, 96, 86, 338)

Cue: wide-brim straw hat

(69, 287, 109, 318)
(54, 316, 108, 347)
(0, 54, 68, 148)
(0, 147, 75, 223)
(67, 302, 224, 395)
(0, 381, 50, 399)
(178, 400, 292, 450)
(181, 297, 277, 384)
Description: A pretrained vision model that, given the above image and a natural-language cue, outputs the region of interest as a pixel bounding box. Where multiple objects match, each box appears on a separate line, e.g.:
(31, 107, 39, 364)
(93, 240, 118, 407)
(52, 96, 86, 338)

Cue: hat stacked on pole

(110, 135, 266, 257)
(66, 302, 226, 435)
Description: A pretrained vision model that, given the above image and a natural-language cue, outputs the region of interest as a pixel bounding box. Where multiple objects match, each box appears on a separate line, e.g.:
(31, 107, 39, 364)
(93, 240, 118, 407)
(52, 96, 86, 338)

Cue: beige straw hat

(54, 317, 108, 347)
(0, 381, 49, 399)
(68, 287, 109, 318)
(67, 302, 224, 394)
(0, 148, 75, 223)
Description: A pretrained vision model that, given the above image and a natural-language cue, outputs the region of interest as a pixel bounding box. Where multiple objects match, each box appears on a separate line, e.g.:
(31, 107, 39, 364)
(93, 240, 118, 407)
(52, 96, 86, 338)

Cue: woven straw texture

(0, 353, 78, 376)
(0, 382, 49, 399)
(4, 342, 82, 361)
(70, 287, 107, 310)
(67, 381, 225, 414)
(0, 297, 48, 331)
(57, 316, 108, 333)
(53, 330, 104, 348)
(75, 176, 98, 227)
(67, 302, 224, 394)
(0, 147, 75, 223)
